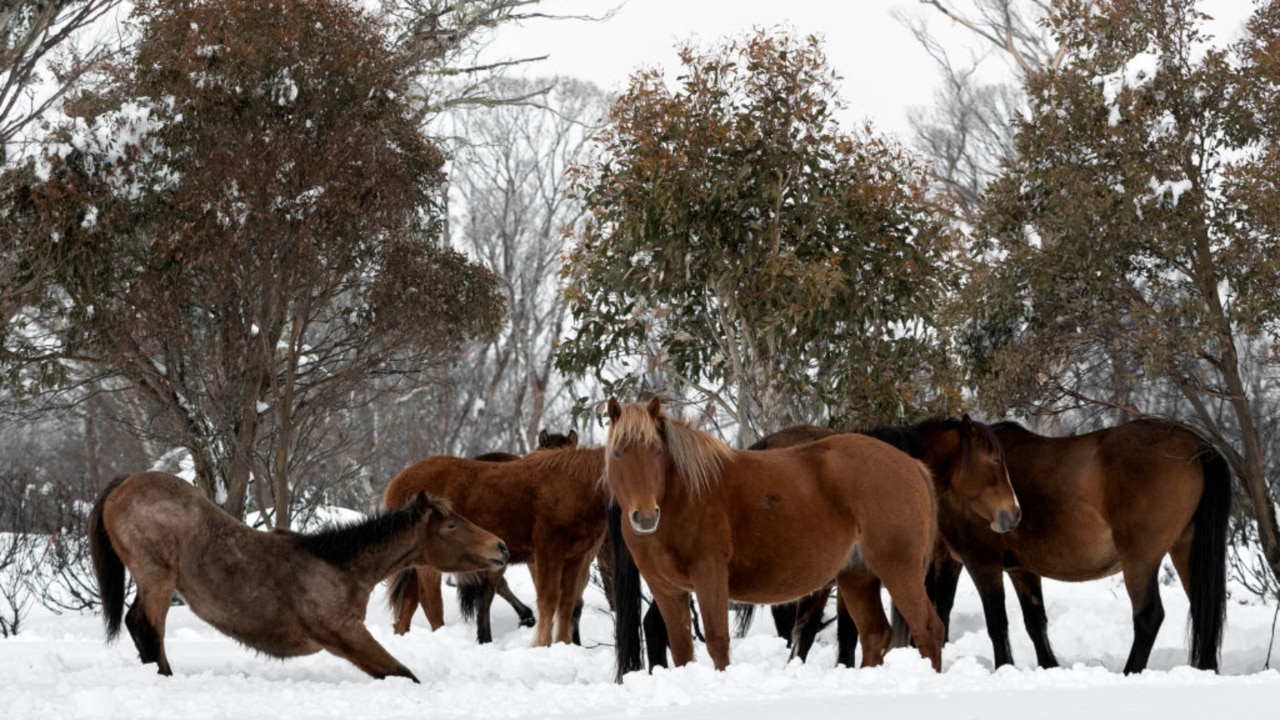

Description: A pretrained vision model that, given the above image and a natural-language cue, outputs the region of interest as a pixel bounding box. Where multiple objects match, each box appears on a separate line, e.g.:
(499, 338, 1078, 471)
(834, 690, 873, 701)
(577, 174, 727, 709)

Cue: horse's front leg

(322, 623, 418, 682)
(650, 587, 695, 667)
(690, 568, 732, 670)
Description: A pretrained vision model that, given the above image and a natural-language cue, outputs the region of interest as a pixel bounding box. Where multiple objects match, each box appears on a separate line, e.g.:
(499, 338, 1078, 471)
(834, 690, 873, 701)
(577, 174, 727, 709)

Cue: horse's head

(605, 397, 669, 536)
(941, 415, 1021, 533)
(537, 428, 579, 450)
(410, 494, 510, 571)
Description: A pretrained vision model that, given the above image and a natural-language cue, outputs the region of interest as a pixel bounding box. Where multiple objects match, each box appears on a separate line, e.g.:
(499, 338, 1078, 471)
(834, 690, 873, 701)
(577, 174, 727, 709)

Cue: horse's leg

(965, 560, 1016, 668)
(789, 585, 833, 663)
(930, 552, 965, 641)
(1007, 569, 1058, 668)
(771, 602, 797, 645)
(1120, 563, 1165, 674)
(834, 596, 859, 667)
(323, 623, 418, 682)
(419, 567, 445, 631)
(391, 569, 420, 634)
(131, 577, 176, 676)
(643, 601, 671, 669)
(568, 557, 593, 646)
(875, 567, 944, 672)
(531, 554, 565, 647)
(691, 571, 732, 670)
(650, 588, 695, 667)
(496, 576, 536, 628)
(834, 565, 891, 668)
(474, 573, 499, 644)
(551, 556, 589, 645)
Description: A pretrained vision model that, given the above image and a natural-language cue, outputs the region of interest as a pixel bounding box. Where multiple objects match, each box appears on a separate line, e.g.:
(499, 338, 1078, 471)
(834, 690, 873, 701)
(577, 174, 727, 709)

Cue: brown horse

(629, 416, 1022, 671)
(606, 397, 944, 675)
(921, 418, 1231, 674)
(87, 471, 508, 680)
(384, 444, 606, 647)
(756, 417, 1021, 663)
(460, 428, 582, 640)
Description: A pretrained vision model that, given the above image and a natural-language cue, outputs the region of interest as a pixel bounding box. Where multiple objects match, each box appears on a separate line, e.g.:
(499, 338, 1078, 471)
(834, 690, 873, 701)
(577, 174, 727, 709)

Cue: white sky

(483, 0, 1258, 140)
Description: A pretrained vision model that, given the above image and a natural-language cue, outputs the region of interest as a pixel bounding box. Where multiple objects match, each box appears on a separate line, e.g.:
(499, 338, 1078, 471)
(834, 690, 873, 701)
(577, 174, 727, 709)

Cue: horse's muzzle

(629, 508, 660, 535)
(491, 541, 511, 567)
(991, 506, 1022, 534)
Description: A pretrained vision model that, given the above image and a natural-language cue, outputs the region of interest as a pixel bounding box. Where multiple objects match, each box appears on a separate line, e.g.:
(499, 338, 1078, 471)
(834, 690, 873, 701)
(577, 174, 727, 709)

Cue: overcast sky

(483, 0, 1257, 140)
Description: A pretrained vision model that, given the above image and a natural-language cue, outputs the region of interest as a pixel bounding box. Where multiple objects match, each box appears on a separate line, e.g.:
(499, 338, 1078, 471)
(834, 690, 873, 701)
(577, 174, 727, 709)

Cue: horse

(384, 443, 606, 647)
(919, 418, 1231, 674)
(87, 471, 508, 680)
(605, 397, 944, 678)
(458, 429, 581, 640)
(629, 416, 1023, 671)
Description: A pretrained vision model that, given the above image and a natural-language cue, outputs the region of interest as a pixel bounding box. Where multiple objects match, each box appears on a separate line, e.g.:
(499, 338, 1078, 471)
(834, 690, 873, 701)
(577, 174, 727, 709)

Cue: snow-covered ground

(3, 561, 1279, 720)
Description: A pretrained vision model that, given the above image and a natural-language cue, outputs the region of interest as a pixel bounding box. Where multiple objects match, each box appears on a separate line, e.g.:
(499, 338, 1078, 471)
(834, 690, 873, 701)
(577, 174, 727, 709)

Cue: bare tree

(371, 77, 606, 461)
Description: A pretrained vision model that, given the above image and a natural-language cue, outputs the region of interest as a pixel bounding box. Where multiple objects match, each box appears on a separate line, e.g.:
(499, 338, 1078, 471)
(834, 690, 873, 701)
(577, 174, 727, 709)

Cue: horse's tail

(387, 566, 418, 625)
(609, 500, 645, 683)
(456, 571, 486, 623)
(88, 475, 129, 642)
(733, 603, 757, 639)
(1189, 447, 1231, 671)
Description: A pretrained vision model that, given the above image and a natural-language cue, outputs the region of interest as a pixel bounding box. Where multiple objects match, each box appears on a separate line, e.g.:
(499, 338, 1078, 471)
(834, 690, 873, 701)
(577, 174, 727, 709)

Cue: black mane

(296, 502, 423, 566)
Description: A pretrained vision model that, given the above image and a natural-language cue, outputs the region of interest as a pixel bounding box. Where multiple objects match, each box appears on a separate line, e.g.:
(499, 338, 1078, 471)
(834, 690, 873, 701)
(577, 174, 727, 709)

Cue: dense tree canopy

(0, 0, 503, 523)
(558, 30, 963, 442)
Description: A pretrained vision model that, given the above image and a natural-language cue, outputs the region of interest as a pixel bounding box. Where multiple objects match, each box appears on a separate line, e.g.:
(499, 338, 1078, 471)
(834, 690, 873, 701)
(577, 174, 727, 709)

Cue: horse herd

(87, 397, 1231, 684)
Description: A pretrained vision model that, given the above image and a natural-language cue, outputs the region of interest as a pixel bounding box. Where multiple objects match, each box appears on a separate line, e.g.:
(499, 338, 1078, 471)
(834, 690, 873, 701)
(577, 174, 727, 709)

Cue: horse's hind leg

(1120, 564, 1165, 674)
(531, 555, 564, 647)
(1008, 569, 1058, 668)
(324, 624, 418, 682)
(789, 584, 833, 663)
(128, 578, 176, 676)
(861, 552, 943, 671)
(835, 566, 891, 667)
(496, 576, 536, 628)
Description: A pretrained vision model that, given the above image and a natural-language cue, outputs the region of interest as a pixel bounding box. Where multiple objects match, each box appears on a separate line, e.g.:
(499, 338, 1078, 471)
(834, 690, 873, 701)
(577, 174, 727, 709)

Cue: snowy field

(3, 561, 1279, 720)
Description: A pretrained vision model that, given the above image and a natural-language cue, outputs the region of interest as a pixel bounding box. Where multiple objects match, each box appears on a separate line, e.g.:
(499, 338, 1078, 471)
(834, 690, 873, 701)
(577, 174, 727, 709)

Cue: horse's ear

(413, 491, 432, 515)
(960, 413, 974, 434)
(607, 397, 622, 422)
(567, 429, 578, 445)
(539, 429, 549, 445)
(646, 396, 662, 418)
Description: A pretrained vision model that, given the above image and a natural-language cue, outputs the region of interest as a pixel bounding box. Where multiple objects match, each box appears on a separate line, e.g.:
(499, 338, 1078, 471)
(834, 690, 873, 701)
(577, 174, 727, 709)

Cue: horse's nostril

(497, 541, 510, 561)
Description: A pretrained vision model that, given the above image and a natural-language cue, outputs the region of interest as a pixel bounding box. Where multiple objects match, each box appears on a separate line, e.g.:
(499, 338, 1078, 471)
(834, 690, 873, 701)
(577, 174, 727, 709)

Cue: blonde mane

(606, 401, 736, 496)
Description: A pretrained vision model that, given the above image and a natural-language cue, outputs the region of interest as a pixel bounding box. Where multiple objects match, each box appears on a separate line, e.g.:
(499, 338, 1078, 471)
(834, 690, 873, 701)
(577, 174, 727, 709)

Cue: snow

(3, 563, 1278, 720)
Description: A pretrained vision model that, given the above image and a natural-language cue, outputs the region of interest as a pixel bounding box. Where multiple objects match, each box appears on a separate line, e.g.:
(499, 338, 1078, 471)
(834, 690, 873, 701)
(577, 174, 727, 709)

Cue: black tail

(733, 603, 757, 639)
(88, 475, 129, 642)
(456, 572, 486, 623)
(610, 501, 644, 683)
(1189, 449, 1231, 671)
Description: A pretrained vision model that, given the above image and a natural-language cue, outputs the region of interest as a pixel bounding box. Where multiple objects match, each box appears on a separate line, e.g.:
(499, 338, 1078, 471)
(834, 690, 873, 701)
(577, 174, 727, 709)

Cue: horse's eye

(447, 521, 457, 530)
(612, 449, 621, 458)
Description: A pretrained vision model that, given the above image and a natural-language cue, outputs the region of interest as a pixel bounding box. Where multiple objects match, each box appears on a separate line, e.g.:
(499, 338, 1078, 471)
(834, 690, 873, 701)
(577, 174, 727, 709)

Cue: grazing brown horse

(921, 419, 1231, 674)
(384, 443, 606, 647)
(757, 417, 1021, 663)
(460, 429, 581, 640)
(87, 471, 508, 680)
(606, 397, 943, 676)
(630, 416, 1022, 671)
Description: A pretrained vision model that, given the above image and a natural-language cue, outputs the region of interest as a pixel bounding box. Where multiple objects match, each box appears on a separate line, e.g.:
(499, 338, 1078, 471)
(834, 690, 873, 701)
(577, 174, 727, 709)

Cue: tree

(429, 76, 604, 456)
(557, 29, 963, 444)
(0, 0, 126, 162)
(0, 0, 503, 525)
(962, 0, 1280, 591)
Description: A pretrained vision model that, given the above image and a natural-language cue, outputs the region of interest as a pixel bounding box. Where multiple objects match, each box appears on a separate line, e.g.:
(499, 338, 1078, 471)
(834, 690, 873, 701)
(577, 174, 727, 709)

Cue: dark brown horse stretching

(383, 443, 607, 647)
(460, 429, 581, 640)
(88, 471, 508, 680)
(918, 419, 1230, 674)
(606, 397, 944, 679)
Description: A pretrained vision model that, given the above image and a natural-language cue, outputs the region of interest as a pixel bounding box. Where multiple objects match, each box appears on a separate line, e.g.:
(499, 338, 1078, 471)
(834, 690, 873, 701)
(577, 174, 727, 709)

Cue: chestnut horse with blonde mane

(88, 471, 508, 680)
(383, 445, 606, 646)
(605, 397, 944, 675)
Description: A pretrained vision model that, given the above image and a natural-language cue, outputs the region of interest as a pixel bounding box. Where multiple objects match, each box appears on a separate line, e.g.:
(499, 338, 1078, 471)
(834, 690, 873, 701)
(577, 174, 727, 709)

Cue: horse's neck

(340, 529, 423, 588)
